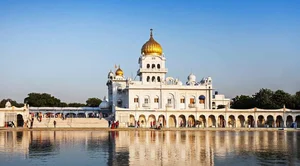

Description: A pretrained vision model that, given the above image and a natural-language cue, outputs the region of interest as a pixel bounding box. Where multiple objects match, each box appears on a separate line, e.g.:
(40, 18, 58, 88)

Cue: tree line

(0, 93, 102, 108)
(231, 89, 300, 109)
(1, 89, 299, 109)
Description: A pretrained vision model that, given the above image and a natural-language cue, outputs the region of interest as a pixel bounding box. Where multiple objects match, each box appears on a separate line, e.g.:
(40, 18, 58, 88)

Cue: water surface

(0, 130, 299, 166)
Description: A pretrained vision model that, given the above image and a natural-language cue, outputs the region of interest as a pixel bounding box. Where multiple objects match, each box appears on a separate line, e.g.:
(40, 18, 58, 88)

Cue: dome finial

(150, 28, 153, 38)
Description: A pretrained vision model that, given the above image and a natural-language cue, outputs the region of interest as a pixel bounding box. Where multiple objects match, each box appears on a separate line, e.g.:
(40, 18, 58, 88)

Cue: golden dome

(115, 66, 124, 76)
(141, 29, 163, 56)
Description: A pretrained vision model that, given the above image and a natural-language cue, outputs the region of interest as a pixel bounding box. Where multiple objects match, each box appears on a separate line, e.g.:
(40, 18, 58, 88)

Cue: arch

(247, 115, 255, 127)
(228, 115, 235, 128)
(188, 115, 195, 127)
(148, 114, 156, 128)
(286, 115, 293, 128)
(17, 114, 24, 127)
(152, 64, 155, 69)
(143, 95, 150, 105)
(134, 95, 139, 103)
(152, 76, 156, 82)
(295, 116, 300, 128)
(158, 115, 166, 127)
(179, 96, 185, 109)
(189, 95, 196, 104)
(257, 115, 265, 127)
(178, 115, 186, 127)
(266, 115, 274, 127)
(45, 112, 53, 118)
(276, 115, 284, 128)
(117, 99, 122, 106)
(167, 93, 175, 108)
(66, 113, 76, 118)
(157, 76, 161, 82)
(55, 112, 63, 118)
(237, 115, 245, 127)
(169, 115, 176, 128)
(199, 95, 205, 104)
(199, 115, 206, 127)
(138, 114, 146, 127)
(147, 76, 150, 82)
(218, 115, 225, 128)
(147, 64, 150, 68)
(129, 114, 135, 127)
(212, 102, 216, 109)
(77, 113, 86, 118)
(157, 64, 161, 69)
(208, 115, 216, 127)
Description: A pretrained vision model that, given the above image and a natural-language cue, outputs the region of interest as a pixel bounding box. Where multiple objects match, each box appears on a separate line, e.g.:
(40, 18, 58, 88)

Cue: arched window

(134, 96, 139, 103)
(180, 97, 185, 103)
(157, 64, 161, 69)
(157, 77, 161, 82)
(147, 76, 150, 82)
(147, 64, 150, 68)
(152, 76, 156, 82)
(199, 95, 205, 104)
(152, 64, 155, 69)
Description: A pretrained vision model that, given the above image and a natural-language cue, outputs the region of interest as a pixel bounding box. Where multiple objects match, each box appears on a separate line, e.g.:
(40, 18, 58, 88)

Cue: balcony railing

(137, 68, 168, 74)
(165, 104, 173, 107)
(188, 104, 196, 108)
(142, 103, 150, 108)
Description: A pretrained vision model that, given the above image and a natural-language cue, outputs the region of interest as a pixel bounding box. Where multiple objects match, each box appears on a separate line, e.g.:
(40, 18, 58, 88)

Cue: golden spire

(141, 29, 163, 56)
(150, 28, 153, 38)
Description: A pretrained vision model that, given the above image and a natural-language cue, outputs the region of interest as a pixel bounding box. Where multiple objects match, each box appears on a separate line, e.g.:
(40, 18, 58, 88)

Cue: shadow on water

(0, 130, 300, 166)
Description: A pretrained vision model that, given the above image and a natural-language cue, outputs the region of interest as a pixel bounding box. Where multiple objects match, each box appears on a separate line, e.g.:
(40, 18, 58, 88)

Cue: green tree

(59, 102, 68, 107)
(68, 103, 86, 107)
(0, 99, 23, 108)
(231, 95, 256, 109)
(294, 91, 300, 109)
(254, 89, 277, 109)
(272, 90, 293, 109)
(86, 98, 102, 107)
(24, 93, 61, 107)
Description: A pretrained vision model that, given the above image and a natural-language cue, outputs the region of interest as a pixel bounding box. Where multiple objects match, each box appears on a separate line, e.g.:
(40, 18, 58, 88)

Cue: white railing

(142, 103, 150, 107)
(188, 104, 196, 108)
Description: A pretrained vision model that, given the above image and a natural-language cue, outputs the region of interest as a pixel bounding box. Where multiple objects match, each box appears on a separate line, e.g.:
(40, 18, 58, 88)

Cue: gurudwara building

(106, 29, 300, 128)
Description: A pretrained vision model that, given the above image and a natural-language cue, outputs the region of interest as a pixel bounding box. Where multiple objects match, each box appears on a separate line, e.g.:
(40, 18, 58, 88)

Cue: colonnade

(126, 113, 300, 128)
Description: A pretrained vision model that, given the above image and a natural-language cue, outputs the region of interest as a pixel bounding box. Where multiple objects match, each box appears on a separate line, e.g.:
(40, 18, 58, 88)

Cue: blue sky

(0, 0, 299, 103)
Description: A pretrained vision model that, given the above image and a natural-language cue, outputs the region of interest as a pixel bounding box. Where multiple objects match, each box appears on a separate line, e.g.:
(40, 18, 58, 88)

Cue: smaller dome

(108, 70, 114, 79)
(199, 95, 205, 100)
(188, 73, 196, 82)
(5, 101, 11, 108)
(177, 81, 183, 85)
(99, 96, 109, 109)
(115, 66, 124, 76)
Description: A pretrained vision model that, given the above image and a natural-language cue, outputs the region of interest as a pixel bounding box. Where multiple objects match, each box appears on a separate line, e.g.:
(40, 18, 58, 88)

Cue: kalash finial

(150, 28, 153, 38)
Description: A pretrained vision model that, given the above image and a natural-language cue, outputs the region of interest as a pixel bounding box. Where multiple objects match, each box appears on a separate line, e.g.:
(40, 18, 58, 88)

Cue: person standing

(30, 117, 34, 129)
(53, 120, 57, 128)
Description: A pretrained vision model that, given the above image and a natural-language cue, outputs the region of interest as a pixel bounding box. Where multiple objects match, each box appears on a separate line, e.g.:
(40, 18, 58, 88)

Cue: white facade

(106, 30, 230, 114)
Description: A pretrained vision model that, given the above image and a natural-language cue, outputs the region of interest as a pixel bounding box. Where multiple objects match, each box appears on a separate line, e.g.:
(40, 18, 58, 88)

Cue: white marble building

(107, 29, 230, 112)
(106, 29, 230, 126)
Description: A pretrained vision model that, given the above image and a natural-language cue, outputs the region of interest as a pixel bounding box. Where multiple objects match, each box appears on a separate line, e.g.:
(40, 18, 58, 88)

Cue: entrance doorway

(17, 114, 24, 127)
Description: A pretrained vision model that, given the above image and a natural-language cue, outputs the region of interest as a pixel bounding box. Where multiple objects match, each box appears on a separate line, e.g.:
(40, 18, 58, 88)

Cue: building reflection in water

(0, 130, 299, 165)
